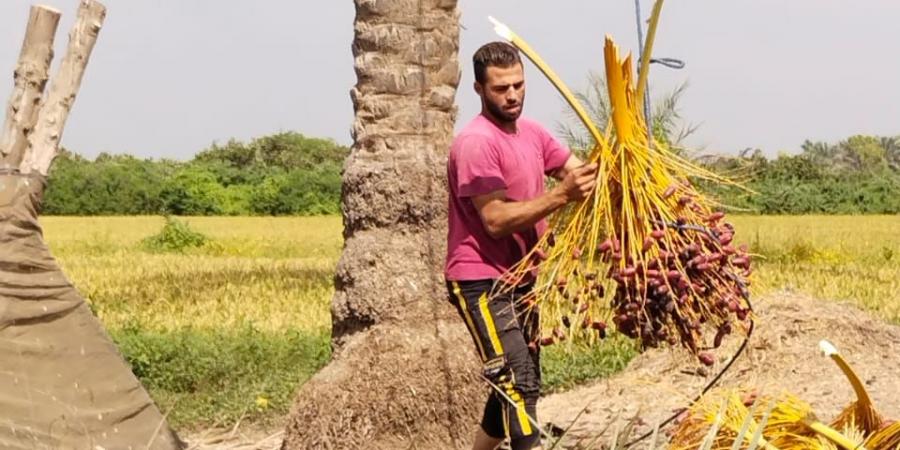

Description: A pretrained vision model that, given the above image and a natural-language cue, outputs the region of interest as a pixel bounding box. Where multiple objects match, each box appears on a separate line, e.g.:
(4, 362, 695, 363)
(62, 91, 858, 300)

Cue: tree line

(702, 135, 900, 214)
(43, 132, 347, 215)
(42, 131, 899, 216)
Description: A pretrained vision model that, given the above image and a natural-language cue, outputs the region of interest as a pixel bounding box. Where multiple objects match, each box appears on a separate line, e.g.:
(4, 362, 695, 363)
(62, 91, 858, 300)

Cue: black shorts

(447, 279, 541, 445)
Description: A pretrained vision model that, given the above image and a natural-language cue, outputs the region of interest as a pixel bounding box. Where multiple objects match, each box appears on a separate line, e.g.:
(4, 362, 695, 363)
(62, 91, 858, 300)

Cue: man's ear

(474, 81, 483, 96)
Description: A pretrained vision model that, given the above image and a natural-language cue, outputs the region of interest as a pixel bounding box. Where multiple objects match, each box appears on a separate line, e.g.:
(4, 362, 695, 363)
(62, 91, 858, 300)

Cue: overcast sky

(2, 1, 899, 160)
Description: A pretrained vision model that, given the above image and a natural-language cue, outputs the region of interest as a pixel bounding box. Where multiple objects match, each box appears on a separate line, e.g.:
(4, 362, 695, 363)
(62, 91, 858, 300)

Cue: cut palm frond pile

(820, 340, 884, 435)
(866, 421, 900, 450)
(491, 17, 753, 364)
(668, 341, 898, 450)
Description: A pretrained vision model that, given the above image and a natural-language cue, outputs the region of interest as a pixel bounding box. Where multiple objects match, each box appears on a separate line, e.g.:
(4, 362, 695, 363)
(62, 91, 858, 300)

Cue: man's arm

(550, 154, 586, 181)
(473, 163, 598, 239)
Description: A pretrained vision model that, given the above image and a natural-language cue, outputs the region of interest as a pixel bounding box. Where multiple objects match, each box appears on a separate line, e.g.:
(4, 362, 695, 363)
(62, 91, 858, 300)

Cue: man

(445, 42, 598, 450)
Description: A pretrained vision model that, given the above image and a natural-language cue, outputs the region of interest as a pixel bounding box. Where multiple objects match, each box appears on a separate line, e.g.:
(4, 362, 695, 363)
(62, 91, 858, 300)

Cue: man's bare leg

(473, 427, 503, 450)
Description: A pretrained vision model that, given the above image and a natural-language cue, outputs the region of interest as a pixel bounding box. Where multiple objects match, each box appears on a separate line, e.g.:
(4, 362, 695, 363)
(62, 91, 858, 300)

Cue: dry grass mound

(280, 321, 483, 449)
(185, 320, 484, 450)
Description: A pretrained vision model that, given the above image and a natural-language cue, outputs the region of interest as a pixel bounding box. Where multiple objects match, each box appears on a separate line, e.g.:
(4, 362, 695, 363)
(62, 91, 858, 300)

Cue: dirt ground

(539, 292, 900, 448)
(183, 292, 900, 449)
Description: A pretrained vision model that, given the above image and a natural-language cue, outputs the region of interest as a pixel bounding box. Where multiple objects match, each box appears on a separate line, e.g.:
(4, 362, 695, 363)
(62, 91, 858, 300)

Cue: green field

(39, 215, 899, 428)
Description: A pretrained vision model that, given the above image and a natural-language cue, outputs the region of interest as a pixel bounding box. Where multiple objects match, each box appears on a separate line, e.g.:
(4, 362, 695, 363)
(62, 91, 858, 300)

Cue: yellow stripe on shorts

(478, 292, 504, 356)
(452, 281, 487, 361)
(503, 382, 532, 435)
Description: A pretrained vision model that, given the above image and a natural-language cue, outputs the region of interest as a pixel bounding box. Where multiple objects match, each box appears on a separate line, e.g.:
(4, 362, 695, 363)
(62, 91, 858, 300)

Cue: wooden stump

(0, 5, 60, 170)
(22, 0, 106, 175)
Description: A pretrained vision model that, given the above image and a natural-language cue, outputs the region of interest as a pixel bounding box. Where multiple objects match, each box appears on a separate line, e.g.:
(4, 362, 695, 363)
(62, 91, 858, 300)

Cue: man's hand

(553, 162, 598, 203)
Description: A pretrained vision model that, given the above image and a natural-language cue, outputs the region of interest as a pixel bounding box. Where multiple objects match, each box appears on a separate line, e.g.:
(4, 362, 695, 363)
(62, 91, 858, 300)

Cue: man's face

(476, 63, 525, 123)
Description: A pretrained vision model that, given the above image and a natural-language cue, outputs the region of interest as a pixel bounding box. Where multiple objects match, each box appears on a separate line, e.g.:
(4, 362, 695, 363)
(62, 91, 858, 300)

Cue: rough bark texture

(22, 0, 106, 175)
(0, 6, 59, 170)
(281, 1, 484, 448)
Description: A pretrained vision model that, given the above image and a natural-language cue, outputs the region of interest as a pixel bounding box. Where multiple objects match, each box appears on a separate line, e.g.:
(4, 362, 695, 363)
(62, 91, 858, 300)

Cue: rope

(0, 167, 45, 180)
(633, 0, 653, 141)
(649, 57, 685, 69)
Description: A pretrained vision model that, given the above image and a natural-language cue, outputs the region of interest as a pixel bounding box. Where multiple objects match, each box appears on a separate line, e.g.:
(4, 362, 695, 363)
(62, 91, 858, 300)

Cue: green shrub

(43, 151, 172, 215)
(159, 167, 230, 215)
(250, 169, 342, 216)
(141, 217, 209, 253)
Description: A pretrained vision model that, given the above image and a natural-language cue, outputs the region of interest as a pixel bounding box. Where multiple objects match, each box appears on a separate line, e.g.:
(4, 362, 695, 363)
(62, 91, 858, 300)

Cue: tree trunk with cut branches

(0, 3, 181, 448)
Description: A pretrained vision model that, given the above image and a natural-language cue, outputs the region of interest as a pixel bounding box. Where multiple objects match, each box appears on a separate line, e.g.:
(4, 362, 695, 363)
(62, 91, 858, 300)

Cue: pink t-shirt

(445, 114, 571, 281)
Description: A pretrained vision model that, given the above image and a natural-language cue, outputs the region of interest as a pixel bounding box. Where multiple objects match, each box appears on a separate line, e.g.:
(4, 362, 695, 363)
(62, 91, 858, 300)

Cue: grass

(41, 216, 340, 428)
(38, 215, 900, 428)
(43, 216, 339, 332)
(113, 325, 329, 426)
(542, 336, 639, 393)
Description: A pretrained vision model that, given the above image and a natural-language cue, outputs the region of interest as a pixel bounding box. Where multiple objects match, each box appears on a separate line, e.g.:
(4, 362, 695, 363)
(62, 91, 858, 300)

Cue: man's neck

(481, 109, 517, 134)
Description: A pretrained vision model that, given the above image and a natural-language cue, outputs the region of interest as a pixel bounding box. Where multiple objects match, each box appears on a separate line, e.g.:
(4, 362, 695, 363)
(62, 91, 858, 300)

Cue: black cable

(650, 57, 686, 69)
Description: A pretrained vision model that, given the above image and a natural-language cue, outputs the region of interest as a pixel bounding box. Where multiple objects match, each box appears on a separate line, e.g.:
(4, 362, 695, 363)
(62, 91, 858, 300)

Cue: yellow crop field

(42, 216, 341, 333)
(728, 215, 899, 323)
(37, 215, 899, 427)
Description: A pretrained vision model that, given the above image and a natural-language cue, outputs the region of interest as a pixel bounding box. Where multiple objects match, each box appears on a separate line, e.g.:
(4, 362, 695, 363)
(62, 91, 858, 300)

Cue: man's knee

(482, 355, 540, 442)
(483, 356, 539, 401)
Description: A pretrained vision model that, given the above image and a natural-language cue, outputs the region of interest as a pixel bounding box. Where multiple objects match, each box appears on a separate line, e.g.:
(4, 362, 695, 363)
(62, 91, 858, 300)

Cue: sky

(1, 1, 899, 160)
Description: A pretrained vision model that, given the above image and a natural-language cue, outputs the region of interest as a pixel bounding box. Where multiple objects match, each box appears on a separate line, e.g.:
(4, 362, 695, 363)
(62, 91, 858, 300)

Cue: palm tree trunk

(281, 1, 483, 448)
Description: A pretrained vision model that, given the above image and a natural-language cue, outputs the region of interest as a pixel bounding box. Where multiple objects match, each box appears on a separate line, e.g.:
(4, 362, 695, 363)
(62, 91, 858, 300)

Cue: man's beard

(484, 98, 523, 124)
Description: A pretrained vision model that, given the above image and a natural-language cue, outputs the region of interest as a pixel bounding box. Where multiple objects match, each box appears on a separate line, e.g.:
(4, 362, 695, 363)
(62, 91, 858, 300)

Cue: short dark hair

(473, 42, 522, 84)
